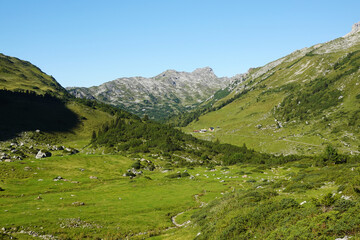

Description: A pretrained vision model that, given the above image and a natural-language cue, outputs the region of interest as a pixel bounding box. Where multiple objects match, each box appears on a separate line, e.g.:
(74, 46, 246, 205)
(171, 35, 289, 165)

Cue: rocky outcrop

(344, 21, 360, 37)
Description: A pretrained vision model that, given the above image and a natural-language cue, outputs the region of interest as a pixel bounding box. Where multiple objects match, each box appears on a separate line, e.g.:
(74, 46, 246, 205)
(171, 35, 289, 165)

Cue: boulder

(36, 150, 51, 159)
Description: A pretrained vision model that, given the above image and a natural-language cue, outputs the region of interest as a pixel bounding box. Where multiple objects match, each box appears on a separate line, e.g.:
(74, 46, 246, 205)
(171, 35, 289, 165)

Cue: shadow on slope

(0, 90, 79, 141)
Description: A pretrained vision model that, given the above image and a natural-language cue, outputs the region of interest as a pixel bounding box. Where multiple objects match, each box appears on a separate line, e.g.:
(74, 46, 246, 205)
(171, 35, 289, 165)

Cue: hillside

(183, 22, 360, 155)
(0, 53, 68, 97)
(0, 53, 124, 144)
(67, 67, 231, 120)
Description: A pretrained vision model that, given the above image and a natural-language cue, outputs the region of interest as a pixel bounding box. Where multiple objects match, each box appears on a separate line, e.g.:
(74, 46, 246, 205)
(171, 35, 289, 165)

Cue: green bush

(280, 198, 298, 209)
(131, 160, 141, 170)
(181, 172, 190, 177)
(334, 198, 355, 212)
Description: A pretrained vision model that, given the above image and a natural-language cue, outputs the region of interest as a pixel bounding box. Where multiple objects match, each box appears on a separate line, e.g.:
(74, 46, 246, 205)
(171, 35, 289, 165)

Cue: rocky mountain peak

(191, 67, 217, 81)
(344, 21, 360, 37)
(67, 67, 229, 120)
(193, 66, 214, 74)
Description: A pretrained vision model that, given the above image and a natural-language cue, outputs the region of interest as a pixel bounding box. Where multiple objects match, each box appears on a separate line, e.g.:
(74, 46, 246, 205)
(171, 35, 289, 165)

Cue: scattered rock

(53, 176, 63, 181)
(35, 195, 42, 200)
(64, 148, 79, 155)
(89, 176, 98, 179)
(72, 201, 85, 206)
(335, 236, 351, 240)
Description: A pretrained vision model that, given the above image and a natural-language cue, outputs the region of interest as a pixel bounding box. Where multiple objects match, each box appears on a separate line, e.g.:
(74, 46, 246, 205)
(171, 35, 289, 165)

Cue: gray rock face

(67, 67, 230, 120)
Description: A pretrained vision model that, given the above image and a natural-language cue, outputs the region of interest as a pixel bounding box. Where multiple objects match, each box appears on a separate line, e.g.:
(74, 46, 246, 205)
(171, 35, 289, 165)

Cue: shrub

(131, 160, 141, 170)
(334, 198, 355, 212)
(165, 173, 181, 178)
(181, 172, 190, 177)
(246, 179, 256, 183)
(124, 172, 136, 177)
(280, 198, 298, 209)
(320, 193, 338, 207)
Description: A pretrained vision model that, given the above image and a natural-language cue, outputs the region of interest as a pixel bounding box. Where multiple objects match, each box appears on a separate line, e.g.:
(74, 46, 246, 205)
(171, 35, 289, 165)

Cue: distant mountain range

(66, 67, 233, 120)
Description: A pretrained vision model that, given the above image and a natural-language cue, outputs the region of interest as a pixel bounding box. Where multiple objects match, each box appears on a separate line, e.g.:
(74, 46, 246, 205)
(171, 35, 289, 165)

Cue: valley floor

(1, 151, 360, 239)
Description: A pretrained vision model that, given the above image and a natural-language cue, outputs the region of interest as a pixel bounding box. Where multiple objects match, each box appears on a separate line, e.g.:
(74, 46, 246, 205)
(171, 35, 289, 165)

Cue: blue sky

(1, 0, 359, 87)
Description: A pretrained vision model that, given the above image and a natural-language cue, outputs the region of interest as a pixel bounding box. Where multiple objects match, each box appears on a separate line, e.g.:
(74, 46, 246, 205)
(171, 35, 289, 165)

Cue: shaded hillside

(67, 67, 231, 121)
(0, 53, 127, 143)
(0, 53, 68, 97)
(0, 90, 79, 141)
(182, 22, 360, 155)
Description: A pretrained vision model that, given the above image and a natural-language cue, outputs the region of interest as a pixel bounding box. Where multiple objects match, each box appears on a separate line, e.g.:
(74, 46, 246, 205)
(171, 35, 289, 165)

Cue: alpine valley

(0, 22, 360, 240)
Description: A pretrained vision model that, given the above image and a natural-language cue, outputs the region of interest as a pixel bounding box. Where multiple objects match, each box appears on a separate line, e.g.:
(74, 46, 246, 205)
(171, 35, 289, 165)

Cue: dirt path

(171, 194, 207, 228)
(128, 193, 207, 239)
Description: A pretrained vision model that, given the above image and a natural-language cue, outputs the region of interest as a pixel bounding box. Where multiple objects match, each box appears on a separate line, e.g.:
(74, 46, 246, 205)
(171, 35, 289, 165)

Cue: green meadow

(0, 153, 241, 239)
(2, 151, 360, 239)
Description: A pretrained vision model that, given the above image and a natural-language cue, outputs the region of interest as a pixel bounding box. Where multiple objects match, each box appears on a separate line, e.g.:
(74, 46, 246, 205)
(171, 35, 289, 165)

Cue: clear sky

(1, 0, 359, 87)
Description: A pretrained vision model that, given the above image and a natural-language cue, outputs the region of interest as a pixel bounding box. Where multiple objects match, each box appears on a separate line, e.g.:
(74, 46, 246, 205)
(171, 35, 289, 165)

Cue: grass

(0, 154, 236, 239)
(1, 151, 360, 239)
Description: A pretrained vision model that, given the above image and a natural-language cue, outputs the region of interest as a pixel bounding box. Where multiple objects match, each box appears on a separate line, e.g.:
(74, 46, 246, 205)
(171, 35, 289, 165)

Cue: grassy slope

(190, 160, 360, 240)
(183, 38, 360, 155)
(0, 53, 68, 97)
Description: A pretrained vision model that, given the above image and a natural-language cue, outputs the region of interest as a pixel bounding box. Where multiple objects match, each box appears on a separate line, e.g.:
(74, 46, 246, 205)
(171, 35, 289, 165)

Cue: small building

(200, 129, 207, 133)
(209, 127, 215, 132)
(193, 130, 200, 133)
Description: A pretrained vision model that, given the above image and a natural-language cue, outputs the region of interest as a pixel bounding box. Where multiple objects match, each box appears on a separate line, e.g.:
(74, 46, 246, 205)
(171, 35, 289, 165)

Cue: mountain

(66, 67, 231, 120)
(182, 22, 360, 155)
(0, 53, 68, 97)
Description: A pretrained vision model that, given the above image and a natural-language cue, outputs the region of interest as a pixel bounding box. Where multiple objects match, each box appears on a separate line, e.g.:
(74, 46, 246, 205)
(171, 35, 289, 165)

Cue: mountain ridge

(67, 67, 232, 120)
(182, 21, 360, 155)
